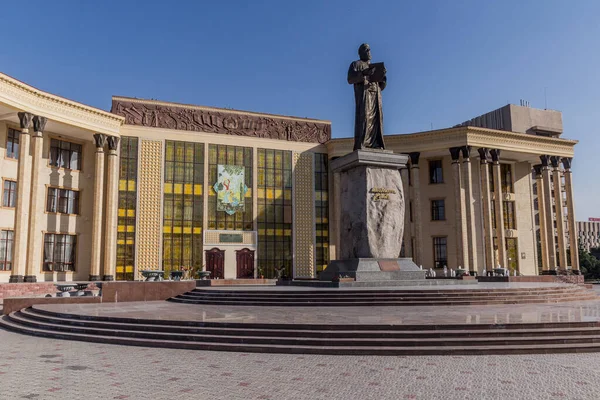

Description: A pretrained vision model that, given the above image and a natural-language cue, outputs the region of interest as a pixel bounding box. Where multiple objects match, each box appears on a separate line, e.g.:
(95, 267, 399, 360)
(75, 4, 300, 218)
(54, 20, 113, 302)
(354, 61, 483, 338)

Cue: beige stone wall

(293, 152, 315, 278)
(0, 123, 96, 282)
(135, 139, 164, 278)
(514, 162, 538, 275)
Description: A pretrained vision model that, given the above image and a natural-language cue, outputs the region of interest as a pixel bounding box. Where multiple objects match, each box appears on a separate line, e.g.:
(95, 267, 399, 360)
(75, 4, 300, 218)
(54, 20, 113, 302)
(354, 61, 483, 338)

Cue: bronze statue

(348, 43, 387, 151)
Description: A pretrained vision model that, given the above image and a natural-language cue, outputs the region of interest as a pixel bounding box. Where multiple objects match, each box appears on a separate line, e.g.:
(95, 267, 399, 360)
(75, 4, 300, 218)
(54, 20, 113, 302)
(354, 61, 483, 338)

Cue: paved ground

(0, 328, 599, 400)
(34, 297, 600, 325)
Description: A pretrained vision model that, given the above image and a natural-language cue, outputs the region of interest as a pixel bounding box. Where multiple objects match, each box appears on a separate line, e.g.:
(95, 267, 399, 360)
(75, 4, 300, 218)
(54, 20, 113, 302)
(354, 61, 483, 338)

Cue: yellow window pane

(183, 227, 192, 234)
(173, 227, 182, 234)
(258, 229, 266, 235)
(184, 184, 193, 194)
(274, 189, 283, 200)
(127, 226, 135, 233)
(284, 229, 292, 236)
(126, 266, 134, 273)
(194, 184, 203, 195)
(119, 180, 127, 191)
(193, 227, 202, 234)
(118, 209, 126, 217)
(174, 183, 183, 194)
(126, 239, 134, 245)
(163, 226, 172, 233)
(267, 189, 274, 199)
(266, 229, 274, 236)
(117, 226, 125, 232)
(276, 229, 283, 236)
(128, 181, 136, 191)
(284, 190, 292, 200)
(245, 188, 252, 198)
(127, 209, 136, 217)
(117, 239, 125, 245)
(257, 188, 265, 199)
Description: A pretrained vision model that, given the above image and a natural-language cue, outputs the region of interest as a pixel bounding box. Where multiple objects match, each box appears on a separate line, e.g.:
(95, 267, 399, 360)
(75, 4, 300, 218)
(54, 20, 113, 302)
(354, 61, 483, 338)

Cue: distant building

(577, 220, 600, 251)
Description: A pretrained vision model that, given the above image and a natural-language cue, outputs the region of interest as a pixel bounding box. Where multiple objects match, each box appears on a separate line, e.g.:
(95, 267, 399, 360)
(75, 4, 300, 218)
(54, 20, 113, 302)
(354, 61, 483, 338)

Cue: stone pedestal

(320, 150, 424, 282)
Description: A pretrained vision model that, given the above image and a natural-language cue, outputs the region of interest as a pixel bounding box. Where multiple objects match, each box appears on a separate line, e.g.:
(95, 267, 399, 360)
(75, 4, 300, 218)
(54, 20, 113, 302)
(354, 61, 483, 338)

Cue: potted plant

(258, 267, 265, 279)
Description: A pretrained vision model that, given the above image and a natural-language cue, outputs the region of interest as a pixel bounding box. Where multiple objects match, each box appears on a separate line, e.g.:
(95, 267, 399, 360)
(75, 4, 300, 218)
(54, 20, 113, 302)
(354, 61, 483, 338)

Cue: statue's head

(358, 43, 371, 62)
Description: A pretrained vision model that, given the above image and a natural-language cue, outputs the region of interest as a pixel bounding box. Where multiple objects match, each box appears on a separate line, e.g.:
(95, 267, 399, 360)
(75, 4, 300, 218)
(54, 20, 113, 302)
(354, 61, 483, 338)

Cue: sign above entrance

(220, 233, 243, 243)
(213, 165, 248, 215)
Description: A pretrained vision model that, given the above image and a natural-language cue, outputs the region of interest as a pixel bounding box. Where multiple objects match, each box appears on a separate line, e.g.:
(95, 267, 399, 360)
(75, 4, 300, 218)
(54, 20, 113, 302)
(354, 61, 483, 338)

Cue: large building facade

(0, 72, 579, 282)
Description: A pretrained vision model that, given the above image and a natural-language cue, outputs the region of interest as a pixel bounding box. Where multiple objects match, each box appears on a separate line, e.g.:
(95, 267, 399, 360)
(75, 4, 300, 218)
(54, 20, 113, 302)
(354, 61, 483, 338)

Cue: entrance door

(205, 248, 225, 279)
(236, 248, 255, 279)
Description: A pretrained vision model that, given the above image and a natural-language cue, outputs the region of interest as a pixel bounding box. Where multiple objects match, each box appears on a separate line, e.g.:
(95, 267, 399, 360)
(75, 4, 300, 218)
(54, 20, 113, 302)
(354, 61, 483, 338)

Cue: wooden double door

(236, 248, 255, 279)
(205, 248, 225, 279)
(204, 247, 255, 279)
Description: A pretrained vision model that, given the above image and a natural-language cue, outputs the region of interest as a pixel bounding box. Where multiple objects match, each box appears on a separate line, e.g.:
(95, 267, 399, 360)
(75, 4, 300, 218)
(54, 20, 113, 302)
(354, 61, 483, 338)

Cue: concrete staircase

(167, 285, 598, 307)
(4, 304, 600, 355)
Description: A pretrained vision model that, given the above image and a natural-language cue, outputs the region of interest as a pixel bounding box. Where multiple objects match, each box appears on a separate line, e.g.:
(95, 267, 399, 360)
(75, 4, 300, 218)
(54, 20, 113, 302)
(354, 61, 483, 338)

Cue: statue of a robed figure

(347, 43, 387, 151)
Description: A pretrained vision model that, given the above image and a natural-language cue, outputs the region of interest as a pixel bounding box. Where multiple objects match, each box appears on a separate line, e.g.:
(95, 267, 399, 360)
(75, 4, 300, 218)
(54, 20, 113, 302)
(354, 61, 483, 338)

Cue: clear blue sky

(2, 0, 599, 218)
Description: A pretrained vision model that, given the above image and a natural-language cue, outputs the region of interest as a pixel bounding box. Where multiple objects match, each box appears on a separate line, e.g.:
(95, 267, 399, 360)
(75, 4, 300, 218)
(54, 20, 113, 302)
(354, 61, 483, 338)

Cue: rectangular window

(6, 128, 19, 159)
(46, 187, 79, 214)
(433, 237, 447, 268)
(49, 139, 82, 170)
(0, 230, 14, 271)
(488, 163, 494, 193)
(257, 148, 292, 278)
(506, 238, 519, 272)
(163, 140, 204, 278)
(3, 180, 17, 208)
(501, 164, 513, 193)
(491, 200, 497, 229)
(314, 153, 329, 274)
(429, 160, 443, 184)
(409, 201, 413, 222)
(431, 199, 445, 221)
(43, 233, 77, 271)
(208, 144, 253, 232)
(117, 137, 138, 281)
(503, 201, 516, 230)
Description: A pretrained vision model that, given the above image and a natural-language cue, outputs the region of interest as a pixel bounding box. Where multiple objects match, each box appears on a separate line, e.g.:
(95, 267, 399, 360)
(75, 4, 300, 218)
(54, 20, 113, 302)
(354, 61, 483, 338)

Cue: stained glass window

(207, 145, 253, 231)
(257, 149, 291, 278)
(116, 137, 138, 280)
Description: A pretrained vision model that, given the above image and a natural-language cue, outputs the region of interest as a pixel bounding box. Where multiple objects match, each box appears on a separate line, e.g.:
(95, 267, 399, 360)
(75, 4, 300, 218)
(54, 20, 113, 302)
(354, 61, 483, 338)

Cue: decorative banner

(213, 165, 248, 215)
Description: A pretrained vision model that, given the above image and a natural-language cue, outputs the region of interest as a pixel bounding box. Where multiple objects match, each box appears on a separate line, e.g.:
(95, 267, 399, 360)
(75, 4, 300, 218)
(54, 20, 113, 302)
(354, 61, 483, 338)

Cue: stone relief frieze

(111, 100, 331, 144)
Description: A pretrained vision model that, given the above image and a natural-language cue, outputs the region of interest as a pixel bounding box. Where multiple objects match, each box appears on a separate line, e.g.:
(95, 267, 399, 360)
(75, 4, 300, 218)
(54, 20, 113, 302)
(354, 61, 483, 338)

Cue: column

(89, 134, 106, 281)
(400, 167, 412, 258)
(450, 147, 467, 268)
(534, 165, 550, 271)
(409, 152, 422, 265)
(103, 136, 120, 281)
(461, 146, 478, 272)
(551, 156, 568, 269)
(10, 112, 33, 283)
(477, 148, 495, 272)
(23, 116, 47, 282)
(540, 155, 557, 271)
(562, 158, 579, 270)
(490, 149, 507, 268)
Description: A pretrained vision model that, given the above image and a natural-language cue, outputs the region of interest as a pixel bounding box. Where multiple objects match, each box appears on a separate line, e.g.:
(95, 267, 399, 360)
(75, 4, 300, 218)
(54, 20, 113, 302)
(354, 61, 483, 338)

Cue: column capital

(550, 156, 561, 169)
(460, 145, 472, 159)
(93, 133, 107, 149)
(17, 112, 33, 131)
(533, 164, 544, 178)
(409, 152, 420, 167)
(490, 149, 501, 163)
(477, 148, 490, 164)
(32, 115, 47, 134)
(107, 135, 120, 152)
(562, 157, 573, 171)
(539, 154, 552, 168)
(449, 147, 461, 162)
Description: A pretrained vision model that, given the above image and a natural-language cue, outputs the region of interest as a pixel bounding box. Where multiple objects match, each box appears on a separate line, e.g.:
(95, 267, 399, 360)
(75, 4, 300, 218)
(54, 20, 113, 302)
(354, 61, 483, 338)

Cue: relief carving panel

(112, 99, 331, 144)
